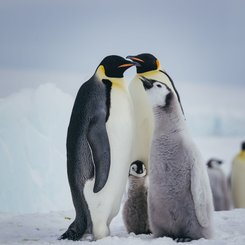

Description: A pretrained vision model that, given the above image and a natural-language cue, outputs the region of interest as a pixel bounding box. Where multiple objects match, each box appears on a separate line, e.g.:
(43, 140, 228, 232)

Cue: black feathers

(159, 70, 185, 116)
(102, 79, 112, 122)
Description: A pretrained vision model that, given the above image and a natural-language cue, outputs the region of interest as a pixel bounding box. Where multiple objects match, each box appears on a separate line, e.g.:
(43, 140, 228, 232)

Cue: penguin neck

(153, 95, 186, 136)
(128, 176, 146, 192)
(136, 69, 160, 79)
(95, 66, 126, 89)
(238, 150, 245, 160)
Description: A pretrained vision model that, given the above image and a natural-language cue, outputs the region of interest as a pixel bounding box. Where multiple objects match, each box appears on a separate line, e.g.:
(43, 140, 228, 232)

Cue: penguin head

(98, 55, 135, 78)
(129, 161, 146, 178)
(241, 141, 245, 151)
(140, 77, 172, 108)
(207, 158, 223, 168)
(126, 53, 160, 74)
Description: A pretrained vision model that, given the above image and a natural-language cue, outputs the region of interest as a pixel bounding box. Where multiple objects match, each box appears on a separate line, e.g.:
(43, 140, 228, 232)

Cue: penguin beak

(126, 56, 142, 67)
(140, 77, 153, 90)
(117, 62, 135, 68)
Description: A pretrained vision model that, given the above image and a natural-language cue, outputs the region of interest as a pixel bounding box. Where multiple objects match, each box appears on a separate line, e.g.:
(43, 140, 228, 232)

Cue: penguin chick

(139, 65, 214, 241)
(207, 159, 231, 211)
(123, 161, 150, 235)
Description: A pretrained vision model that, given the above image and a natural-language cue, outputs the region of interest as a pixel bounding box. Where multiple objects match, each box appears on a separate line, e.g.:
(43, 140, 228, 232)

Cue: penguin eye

(156, 84, 162, 88)
(132, 165, 137, 172)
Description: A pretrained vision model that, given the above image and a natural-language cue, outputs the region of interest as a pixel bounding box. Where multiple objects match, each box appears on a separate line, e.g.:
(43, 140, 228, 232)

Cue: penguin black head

(126, 53, 160, 74)
(129, 161, 146, 178)
(98, 55, 135, 78)
(241, 141, 245, 151)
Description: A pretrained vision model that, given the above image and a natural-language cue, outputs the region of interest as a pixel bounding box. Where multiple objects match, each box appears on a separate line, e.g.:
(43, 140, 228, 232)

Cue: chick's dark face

(99, 55, 134, 78)
(127, 53, 160, 74)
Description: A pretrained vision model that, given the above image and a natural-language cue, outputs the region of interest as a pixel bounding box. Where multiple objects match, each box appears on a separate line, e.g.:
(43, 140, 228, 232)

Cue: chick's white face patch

(129, 163, 146, 178)
(147, 82, 170, 108)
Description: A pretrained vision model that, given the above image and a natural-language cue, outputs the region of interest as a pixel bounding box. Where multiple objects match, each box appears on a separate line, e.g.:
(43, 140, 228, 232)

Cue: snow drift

(0, 84, 73, 213)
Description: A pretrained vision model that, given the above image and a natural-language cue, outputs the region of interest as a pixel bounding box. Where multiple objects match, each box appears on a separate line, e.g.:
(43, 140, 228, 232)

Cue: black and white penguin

(207, 158, 231, 211)
(127, 53, 184, 171)
(231, 142, 245, 208)
(122, 161, 150, 235)
(59, 55, 135, 240)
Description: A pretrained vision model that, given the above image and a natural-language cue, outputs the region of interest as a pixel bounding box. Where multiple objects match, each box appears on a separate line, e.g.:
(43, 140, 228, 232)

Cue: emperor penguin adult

(127, 53, 184, 171)
(59, 55, 135, 241)
(122, 161, 150, 235)
(231, 141, 245, 208)
(207, 159, 231, 211)
(139, 71, 214, 241)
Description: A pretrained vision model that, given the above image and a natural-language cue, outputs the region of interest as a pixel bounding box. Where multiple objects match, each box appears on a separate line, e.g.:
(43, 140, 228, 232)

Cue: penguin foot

(174, 237, 192, 243)
(58, 229, 83, 241)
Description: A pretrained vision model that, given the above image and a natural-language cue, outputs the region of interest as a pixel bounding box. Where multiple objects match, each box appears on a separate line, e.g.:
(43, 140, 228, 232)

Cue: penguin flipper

(191, 155, 213, 228)
(87, 110, 110, 193)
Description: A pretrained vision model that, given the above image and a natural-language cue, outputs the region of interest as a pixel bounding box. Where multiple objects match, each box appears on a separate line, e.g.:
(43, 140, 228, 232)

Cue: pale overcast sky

(0, 0, 244, 96)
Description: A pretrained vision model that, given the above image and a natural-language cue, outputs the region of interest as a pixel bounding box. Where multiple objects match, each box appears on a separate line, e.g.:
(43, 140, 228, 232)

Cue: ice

(186, 108, 245, 137)
(0, 83, 74, 213)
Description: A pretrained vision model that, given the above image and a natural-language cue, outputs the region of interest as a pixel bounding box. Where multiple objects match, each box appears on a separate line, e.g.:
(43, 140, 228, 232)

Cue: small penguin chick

(123, 161, 150, 235)
(207, 159, 231, 211)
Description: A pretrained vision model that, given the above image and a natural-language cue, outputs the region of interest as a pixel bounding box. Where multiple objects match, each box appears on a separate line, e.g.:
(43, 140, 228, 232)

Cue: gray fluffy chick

(122, 161, 150, 234)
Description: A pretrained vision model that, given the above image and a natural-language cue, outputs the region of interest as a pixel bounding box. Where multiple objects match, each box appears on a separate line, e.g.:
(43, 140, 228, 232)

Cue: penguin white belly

(84, 86, 133, 239)
(130, 78, 154, 168)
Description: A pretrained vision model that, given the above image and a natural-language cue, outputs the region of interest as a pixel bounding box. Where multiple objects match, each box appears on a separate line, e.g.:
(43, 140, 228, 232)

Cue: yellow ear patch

(156, 59, 160, 70)
(99, 65, 105, 74)
(96, 65, 106, 80)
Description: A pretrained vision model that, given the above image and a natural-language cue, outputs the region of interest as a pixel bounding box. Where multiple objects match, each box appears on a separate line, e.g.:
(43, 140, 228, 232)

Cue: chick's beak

(140, 77, 153, 90)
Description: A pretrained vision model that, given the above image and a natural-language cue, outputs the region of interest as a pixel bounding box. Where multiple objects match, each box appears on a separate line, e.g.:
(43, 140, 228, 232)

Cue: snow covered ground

(0, 208, 245, 245)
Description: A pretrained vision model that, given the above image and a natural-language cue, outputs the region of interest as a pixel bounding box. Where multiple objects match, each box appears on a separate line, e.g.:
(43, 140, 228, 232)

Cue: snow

(0, 209, 245, 245)
(0, 84, 74, 213)
(0, 82, 245, 244)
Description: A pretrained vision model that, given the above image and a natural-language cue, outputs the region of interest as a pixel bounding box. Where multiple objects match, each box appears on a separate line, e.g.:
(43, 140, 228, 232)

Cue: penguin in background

(122, 161, 150, 235)
(231, 141, 245, 208)
(135, 55, 213, 241)
(59, 55, 135, 241)
(127, 53, 184, 171)
(207, 158, 231, 211)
